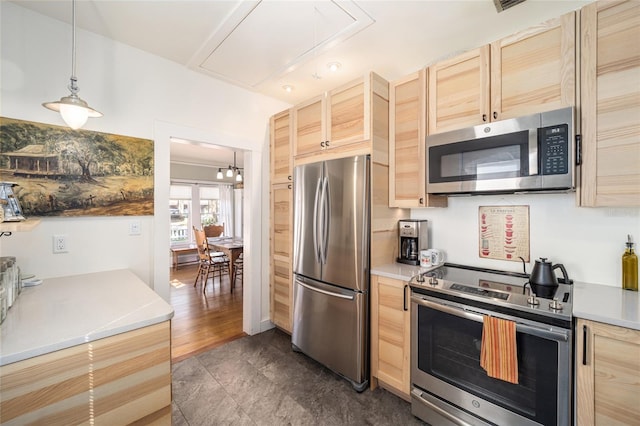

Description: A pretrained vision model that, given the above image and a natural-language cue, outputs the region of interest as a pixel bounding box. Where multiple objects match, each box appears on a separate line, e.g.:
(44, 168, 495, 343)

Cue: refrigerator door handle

(321, 176, 330, 265)
(312, 177, 322, 264)
(297, 280, 355, 300)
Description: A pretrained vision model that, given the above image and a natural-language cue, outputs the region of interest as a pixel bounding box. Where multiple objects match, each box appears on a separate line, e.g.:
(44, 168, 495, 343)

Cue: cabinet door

(371, 275, 410, 399)
(270, 109, 292, 185)
(270, 183, 292, 332)
(390, 71, 447, 208)
(390, 71, 426, 207)
(581, 0, 640, 206)
(293, 94, 326, 158)
(576, 318, 640, 425)
(327, 79, 368, 148)
(491, 12, 576, 121)
(428, 45, 490, 134)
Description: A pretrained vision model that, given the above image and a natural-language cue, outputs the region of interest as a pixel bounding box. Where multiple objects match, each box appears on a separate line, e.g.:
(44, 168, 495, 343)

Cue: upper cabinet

(580, 0, 640, 207)
(389, 70, 447, 208)
(428, 12, 576, 135)
(270, 109, 293, 185)
(293, 72, 388, 162)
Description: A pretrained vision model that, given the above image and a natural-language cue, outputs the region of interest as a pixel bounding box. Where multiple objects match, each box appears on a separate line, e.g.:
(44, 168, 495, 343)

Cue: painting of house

(0, 117, 154, 217)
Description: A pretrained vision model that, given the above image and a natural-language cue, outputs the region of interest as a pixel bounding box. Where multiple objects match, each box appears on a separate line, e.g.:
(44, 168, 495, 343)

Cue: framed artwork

(0, 117, 153, 217)
(479, 205, 530, 262)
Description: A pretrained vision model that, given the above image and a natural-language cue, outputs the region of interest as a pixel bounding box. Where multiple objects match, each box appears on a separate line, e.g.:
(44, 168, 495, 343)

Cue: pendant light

(235, 170, 243, 182)
(43, 0, 102, 129)
(216, 168, 223, 179)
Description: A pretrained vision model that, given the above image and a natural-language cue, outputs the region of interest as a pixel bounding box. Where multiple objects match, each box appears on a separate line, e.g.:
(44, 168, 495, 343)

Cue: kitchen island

(0, 269, 174, 425)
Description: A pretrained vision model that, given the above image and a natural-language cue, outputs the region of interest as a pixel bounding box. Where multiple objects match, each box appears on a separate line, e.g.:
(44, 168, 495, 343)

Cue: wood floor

(169, 264, 245, 363)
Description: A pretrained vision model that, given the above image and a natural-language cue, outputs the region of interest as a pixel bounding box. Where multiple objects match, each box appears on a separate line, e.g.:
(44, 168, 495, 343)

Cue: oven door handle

(412, 295, 569, 342)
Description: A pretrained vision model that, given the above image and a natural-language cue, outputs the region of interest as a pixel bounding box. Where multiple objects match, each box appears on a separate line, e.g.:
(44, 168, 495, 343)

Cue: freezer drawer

(292, 275, 368, 390)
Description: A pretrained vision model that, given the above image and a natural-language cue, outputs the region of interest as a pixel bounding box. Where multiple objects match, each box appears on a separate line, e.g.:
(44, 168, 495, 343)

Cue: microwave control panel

(539, 124, 569, 175)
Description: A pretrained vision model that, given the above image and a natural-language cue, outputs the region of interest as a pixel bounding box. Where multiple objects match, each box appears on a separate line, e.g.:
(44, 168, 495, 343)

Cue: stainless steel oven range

(410, 264, 573, 426)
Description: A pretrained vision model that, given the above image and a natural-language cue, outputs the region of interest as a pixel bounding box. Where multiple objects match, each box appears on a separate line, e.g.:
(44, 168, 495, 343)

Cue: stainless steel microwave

(426, 107, 577, 195)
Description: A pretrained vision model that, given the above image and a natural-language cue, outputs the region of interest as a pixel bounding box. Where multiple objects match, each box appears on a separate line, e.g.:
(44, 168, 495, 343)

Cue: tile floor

(171, 328, 426, 425)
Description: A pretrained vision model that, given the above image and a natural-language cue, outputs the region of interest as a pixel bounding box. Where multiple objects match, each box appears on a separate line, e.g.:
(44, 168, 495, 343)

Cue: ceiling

(10, 0, 591, 166)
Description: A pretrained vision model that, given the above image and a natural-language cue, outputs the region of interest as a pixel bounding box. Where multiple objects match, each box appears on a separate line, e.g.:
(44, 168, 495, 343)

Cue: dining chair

(232, 253, 243, 293)
(192, 226, 230, 294)
(204, 223, 224, 238)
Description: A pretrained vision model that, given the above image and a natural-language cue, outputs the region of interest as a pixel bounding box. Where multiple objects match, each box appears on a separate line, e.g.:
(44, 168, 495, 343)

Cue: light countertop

(372, 262, 640, 331)
(572, 281, 640, 331)
(371, 263, 439, 281)
(0, 269, 174, 366)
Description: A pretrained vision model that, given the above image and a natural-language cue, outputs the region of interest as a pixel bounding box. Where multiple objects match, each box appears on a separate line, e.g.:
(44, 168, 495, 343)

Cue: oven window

(417, 305, 558, 425)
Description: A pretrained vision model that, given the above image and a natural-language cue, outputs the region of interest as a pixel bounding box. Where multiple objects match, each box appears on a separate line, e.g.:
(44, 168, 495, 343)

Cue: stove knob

(549, 298, 563, 311)
(416, 273, 425, 283)
(527, 295, 539, 306)
(429, 276, 438, 286)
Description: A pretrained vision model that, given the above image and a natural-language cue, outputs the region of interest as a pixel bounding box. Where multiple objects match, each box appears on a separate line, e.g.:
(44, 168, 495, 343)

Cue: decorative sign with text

(479, 205, 530, 262)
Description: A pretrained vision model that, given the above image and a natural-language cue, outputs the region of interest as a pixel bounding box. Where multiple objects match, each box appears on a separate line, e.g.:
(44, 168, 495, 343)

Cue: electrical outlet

(53, 234, 68, 253)
(129, 220, 141, 236)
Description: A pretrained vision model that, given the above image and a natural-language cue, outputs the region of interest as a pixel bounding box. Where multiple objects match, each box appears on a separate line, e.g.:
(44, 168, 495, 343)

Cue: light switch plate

(129, 220, 141, 236)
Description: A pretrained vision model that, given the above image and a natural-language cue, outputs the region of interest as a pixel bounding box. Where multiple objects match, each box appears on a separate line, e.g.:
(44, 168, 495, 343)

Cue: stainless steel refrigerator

(292, 154, 370, 392)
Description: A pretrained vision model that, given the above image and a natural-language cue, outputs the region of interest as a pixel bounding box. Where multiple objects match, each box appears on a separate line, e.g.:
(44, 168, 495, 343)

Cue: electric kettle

(529, 257, 570, 299)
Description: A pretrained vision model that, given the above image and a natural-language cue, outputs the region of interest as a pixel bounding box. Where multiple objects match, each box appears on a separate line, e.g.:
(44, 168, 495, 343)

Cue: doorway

(153, 121, 268, 360)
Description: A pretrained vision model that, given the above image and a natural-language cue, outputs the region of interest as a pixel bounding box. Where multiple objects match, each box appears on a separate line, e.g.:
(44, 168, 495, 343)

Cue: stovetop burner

(410, 263, 573, 327)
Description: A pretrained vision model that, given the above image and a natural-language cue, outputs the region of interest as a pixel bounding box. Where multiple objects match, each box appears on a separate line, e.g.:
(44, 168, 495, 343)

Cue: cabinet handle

(419, 197, 424, 205)
(325, 140, 330, 147)
(403, 284, 409, 311)
(575, 135, 582, 166)
(288, 175, 292, 181)
(582, 325, 588, 365)
(287, 184, 292, 189)
(320, 141, 325, 148)
(493, 111, 498, 120)
(482, 114, 487, 122)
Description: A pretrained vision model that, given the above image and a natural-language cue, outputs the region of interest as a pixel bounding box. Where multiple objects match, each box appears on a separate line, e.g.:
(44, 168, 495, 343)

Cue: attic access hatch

(190, 1, 374, 91)
(494, 0, 527, 12)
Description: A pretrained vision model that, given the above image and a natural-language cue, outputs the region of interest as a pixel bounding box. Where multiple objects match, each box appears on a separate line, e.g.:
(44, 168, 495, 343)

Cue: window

(199, 186, 220, 226)
(170, 185, 192, 245)
(170, 183, 229, 246)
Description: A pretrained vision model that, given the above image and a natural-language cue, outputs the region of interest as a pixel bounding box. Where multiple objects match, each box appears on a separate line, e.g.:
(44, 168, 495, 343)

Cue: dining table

(207, 237, 243, 281)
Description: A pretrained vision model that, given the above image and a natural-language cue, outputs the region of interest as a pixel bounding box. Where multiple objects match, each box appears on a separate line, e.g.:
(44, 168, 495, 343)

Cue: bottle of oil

(622, 234, 638, 291)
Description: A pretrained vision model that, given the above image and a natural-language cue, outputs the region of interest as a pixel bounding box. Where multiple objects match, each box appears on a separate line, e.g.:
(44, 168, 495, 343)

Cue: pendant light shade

(216, 168, 223, 179)
(43, 0, 102, 129)
(226, 166, 234, 178)
(235, 170, 242, 182)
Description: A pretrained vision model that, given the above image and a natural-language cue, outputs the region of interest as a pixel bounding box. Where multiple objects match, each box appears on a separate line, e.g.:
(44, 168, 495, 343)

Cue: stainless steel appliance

(410, 264, 573, 426)
(397, 219, 428, 265)
(426, 107, 577, 195)
(292, 155, 370, 392)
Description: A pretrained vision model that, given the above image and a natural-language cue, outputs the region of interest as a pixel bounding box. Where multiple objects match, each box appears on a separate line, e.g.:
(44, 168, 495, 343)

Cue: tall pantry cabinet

(269, 109, 293, 333)
(580, 0, 640, 206)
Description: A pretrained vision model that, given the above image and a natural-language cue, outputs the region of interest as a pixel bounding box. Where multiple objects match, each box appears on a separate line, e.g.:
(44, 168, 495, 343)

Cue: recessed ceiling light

(282, 85, 294, 92)
(327, 62, 341, 72)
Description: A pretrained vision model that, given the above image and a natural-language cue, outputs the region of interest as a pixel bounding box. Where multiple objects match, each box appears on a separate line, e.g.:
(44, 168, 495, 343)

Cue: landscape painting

(0, 117, 154, 217)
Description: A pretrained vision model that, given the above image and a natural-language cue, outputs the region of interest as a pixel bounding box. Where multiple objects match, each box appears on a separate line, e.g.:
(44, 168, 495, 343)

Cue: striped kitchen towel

(480, 315, 518, 384)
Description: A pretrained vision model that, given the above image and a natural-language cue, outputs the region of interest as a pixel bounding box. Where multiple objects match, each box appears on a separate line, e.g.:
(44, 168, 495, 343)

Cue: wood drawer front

(271, 257, 292, 332)
(0, 321, 172, 425)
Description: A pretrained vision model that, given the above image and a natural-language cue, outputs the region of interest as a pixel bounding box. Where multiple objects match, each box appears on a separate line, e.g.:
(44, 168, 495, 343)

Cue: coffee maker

(397, 219, 428, 265)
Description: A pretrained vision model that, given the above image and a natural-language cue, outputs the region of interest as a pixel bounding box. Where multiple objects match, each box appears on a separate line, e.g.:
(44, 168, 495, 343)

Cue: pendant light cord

(69, 0, 79, 95)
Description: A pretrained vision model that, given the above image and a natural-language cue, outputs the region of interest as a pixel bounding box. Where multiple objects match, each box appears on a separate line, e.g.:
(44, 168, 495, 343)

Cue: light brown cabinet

(269, 110, 293, 332)
(389, 70, 446, 208)
(0, 321, 172, 425)
(580, 0, 640, 207)
(293, 72, 387, 163)
(370, 274, 411, 400)
(428, 12, 576, 135)
(576, 318, 640, 425)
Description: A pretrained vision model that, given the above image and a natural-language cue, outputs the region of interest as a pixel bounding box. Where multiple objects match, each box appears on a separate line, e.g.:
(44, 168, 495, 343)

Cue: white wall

(412, 193, 640, 287)
(1, 3, 289, 332)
